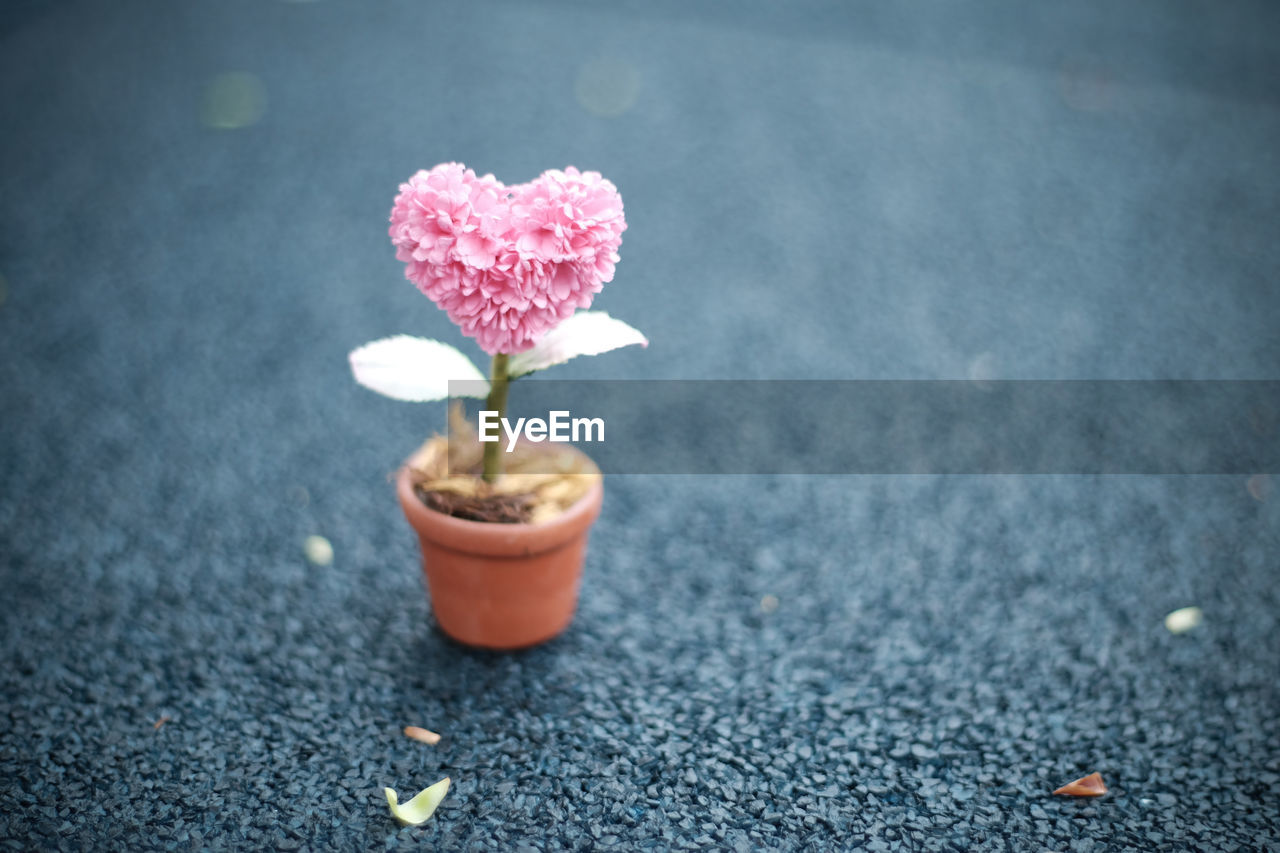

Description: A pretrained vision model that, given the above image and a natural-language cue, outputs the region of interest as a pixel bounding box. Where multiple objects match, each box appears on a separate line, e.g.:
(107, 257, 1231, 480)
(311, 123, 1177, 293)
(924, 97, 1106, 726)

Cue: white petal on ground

(302, 535, 333, 566)
(508, 311, 648, 378)
(384, 778, 450, 826)
(1164, 606, 1204, 634)
(349, 336, 488, 402)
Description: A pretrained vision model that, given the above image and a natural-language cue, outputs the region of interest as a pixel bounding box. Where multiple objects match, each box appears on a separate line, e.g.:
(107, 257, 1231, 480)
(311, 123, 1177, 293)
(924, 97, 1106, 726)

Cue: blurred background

(2, 1, 1278, 849)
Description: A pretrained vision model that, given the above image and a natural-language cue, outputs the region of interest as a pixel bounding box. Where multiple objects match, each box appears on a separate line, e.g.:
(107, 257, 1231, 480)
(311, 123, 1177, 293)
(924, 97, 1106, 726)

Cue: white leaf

(508, 312, 648, 378)
(349, 336, 488, 402)
(385, 777, 450, 826)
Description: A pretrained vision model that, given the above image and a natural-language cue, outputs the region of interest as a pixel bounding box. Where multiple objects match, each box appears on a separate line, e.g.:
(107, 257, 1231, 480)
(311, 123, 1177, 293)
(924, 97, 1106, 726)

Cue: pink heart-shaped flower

(389, 163, 626, 355)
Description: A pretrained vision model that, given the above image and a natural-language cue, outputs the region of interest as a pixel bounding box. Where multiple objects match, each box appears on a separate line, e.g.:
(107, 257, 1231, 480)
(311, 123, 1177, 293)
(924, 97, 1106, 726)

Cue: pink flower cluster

(389, 162, 626, 355)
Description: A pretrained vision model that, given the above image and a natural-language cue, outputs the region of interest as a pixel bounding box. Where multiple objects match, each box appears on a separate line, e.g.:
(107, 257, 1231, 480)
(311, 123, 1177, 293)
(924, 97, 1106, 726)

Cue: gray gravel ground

(2, 1, 1278, 849)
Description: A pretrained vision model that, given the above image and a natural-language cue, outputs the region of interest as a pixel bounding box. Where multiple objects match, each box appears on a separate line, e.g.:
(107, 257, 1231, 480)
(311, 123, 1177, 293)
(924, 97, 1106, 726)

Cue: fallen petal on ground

(1053, 772, 1108, 797)
(385, 778, 450, 826)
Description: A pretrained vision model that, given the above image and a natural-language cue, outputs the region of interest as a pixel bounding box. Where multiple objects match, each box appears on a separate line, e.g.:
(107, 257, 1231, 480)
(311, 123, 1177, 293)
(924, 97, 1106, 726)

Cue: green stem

(481, 353, 510, 483)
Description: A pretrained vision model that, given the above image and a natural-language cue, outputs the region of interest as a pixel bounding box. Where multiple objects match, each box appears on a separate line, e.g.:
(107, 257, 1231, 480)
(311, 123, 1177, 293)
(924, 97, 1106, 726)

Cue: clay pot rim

(396, 465, 604, 558)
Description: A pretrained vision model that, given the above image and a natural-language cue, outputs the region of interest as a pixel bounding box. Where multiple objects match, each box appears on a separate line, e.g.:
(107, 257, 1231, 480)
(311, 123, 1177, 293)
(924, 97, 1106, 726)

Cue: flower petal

(1053, 772, 1108, 797)
(403, 725, 442, 745)
(349, 335, 488, 402)
(508, 311, 647, 377)
(390, 163, 626, 356)
(385, 777, 450, 826)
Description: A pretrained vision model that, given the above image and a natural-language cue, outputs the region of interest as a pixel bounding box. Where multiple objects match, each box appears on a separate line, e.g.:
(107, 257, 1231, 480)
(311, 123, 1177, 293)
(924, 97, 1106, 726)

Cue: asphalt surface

(2, 1, 1278, 849)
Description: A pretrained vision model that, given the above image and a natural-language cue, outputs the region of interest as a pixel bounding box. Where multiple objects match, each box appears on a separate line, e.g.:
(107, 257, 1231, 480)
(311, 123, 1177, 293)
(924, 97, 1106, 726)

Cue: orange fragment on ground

(403, 725, 441, 745)
(1053, 772, 1108, 797)
(153, 716, 171, 730)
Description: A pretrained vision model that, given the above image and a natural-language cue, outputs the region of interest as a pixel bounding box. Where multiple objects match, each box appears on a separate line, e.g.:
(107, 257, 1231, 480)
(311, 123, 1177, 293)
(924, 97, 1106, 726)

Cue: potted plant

(349, 162, 647, 650)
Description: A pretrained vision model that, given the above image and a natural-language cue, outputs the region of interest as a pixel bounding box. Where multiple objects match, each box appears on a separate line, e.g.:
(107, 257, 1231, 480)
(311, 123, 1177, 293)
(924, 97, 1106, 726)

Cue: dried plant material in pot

(1053, 772, 1108, 797)
(406, 406, 601, 524)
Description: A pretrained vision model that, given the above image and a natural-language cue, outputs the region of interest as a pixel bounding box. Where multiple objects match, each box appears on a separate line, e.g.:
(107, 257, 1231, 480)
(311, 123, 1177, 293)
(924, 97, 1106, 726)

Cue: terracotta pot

(396, 466, 604, 650)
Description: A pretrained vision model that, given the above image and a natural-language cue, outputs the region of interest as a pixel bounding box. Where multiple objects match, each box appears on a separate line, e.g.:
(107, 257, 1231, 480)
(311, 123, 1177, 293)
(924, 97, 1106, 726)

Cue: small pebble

(303, 535, 333, 566)
(403, 726, 441, 745)
(760, 595, 779, 613)
(1164, 606, 1203, 635)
